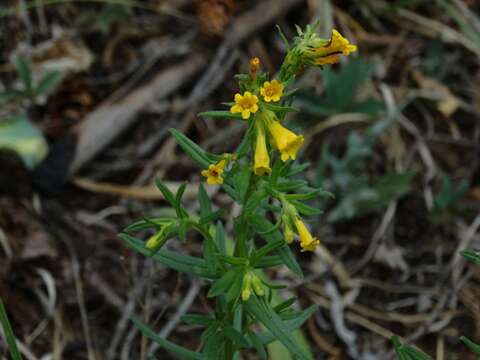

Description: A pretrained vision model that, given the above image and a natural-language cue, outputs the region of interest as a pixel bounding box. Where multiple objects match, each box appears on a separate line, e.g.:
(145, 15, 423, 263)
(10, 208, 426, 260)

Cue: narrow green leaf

(201, 322, 221, 343)
(403, 346, 432, 360)
(131, 316, 203, 360)
(289, 200, 322, 216)
(154, 178, 176, 207)
(181, 314, 214, 327)
(391, 336, 431, 360)
(264, 103, 298, 113)
(235, 121, 253, 157)
(123, 217, 173, 232)
(202, 332, 224, 358)
(169, 128, 215, 168)
(198, 183, 212, 219)
(119, 233, 216, 278)
(178, 220, 189, 241)
(282, 162, 310, 178)
(15, 57, 32, 90)
(203, 236, 218, 274)
(460, 336, 480, 354)
(218, 255, 248, 266)
(248, 331, 267, 359)
(232, 164, 252, 204)
(224, 326, 249, 348)
(248, 216, 303, 277)
(215, 222, 227, 255)
(0, 299, 22, 360)
(244, 187, 268, 216)
(251, 239, 285, 265)
(225, 270, 244, 303)
(257, 305, 318, 346)
(175, 182, 188, 218)
(199, 210, 224, 226)
(285, 189, 334, 201)
(208, 270, 237, 298)
(198, 110, 243, 120)
(0, 89, 27, 102)
(255, 256, 284, 268)
(273, 298, 296, 313)
(245, 296, 312, 360)
(275, 180, 308, 192)
(461, 250, 480, 266)
(35, 71, 62, 95)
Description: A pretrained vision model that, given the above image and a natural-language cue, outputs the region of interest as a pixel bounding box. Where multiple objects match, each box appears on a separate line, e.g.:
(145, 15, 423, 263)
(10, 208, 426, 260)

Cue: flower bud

(241, 272, 253, 301)
(145, 223, 174, 250)
(251, 275, 264, 297)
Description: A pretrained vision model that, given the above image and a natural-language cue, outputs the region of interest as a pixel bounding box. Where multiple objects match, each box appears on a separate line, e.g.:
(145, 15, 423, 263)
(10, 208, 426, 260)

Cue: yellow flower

(249, 57, 260, 77)
(230, 91, 259, 120)
(254, 124, 271, 176)
(293, 218, 320, 252)
(260, 80, 284, 102)
(266, 118, 304, 162)
(315, 29, 357, 66)
(201, 159, 226, 185)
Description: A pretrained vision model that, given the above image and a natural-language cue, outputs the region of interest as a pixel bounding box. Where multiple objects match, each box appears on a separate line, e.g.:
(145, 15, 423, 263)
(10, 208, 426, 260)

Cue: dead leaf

(374, 243, 408, 271)
(413, 70, 460, 117)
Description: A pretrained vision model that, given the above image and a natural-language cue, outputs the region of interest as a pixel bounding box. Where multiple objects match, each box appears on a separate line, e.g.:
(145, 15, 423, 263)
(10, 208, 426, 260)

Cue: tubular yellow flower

(266, 118, 304, 162)
(249, 57, 260, 78)
(260, 80, 284, 102)
(315, 29, 357, 66)
(293, 217, 320, 252)
(254, 123, 271, 176)
(201, 159, 226, 185)
(230, 91, 259, 120)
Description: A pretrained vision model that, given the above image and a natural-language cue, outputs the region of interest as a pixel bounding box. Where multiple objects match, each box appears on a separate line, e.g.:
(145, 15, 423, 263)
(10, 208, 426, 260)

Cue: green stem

(234, 175, 257, 258)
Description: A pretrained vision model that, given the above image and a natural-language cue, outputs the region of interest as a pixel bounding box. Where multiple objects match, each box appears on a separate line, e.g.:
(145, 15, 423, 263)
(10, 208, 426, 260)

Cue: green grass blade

(0, 299, 22, 360)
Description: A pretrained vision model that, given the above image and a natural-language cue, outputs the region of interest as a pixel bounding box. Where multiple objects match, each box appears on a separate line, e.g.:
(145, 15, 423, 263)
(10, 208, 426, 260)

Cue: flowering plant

(120, 25, 356, 359)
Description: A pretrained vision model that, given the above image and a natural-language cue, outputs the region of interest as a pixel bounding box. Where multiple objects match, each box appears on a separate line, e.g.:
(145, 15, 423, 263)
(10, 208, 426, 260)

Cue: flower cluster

(123, 25, 357, 359)
(279, 27, 357, 82)
(197, 27, 356, 253)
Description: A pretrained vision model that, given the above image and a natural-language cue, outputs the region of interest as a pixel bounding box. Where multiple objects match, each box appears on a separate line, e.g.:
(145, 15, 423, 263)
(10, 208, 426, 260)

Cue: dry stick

(106, 269, 149, 360)
(404, 215, 480, 345)
(147, 280, 201, 356)
(324, 281, 358, 358)
(89, 272, 125, 310)
(69, 56, 206, 175)
(223, 0, 303, 48)
(140, 260, 154, 360)
(394, 8, 480, 57)
(70, 247, 96, 360)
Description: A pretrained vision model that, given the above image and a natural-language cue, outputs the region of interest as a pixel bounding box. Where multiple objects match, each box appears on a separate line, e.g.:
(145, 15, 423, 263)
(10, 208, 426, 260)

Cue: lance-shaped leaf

(244, 296, 312, 360)
(198, 110, 243, 120)
(170, 128, 217, 168)
(131, 316, 203, 360)
(119, 233, 216, 278)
